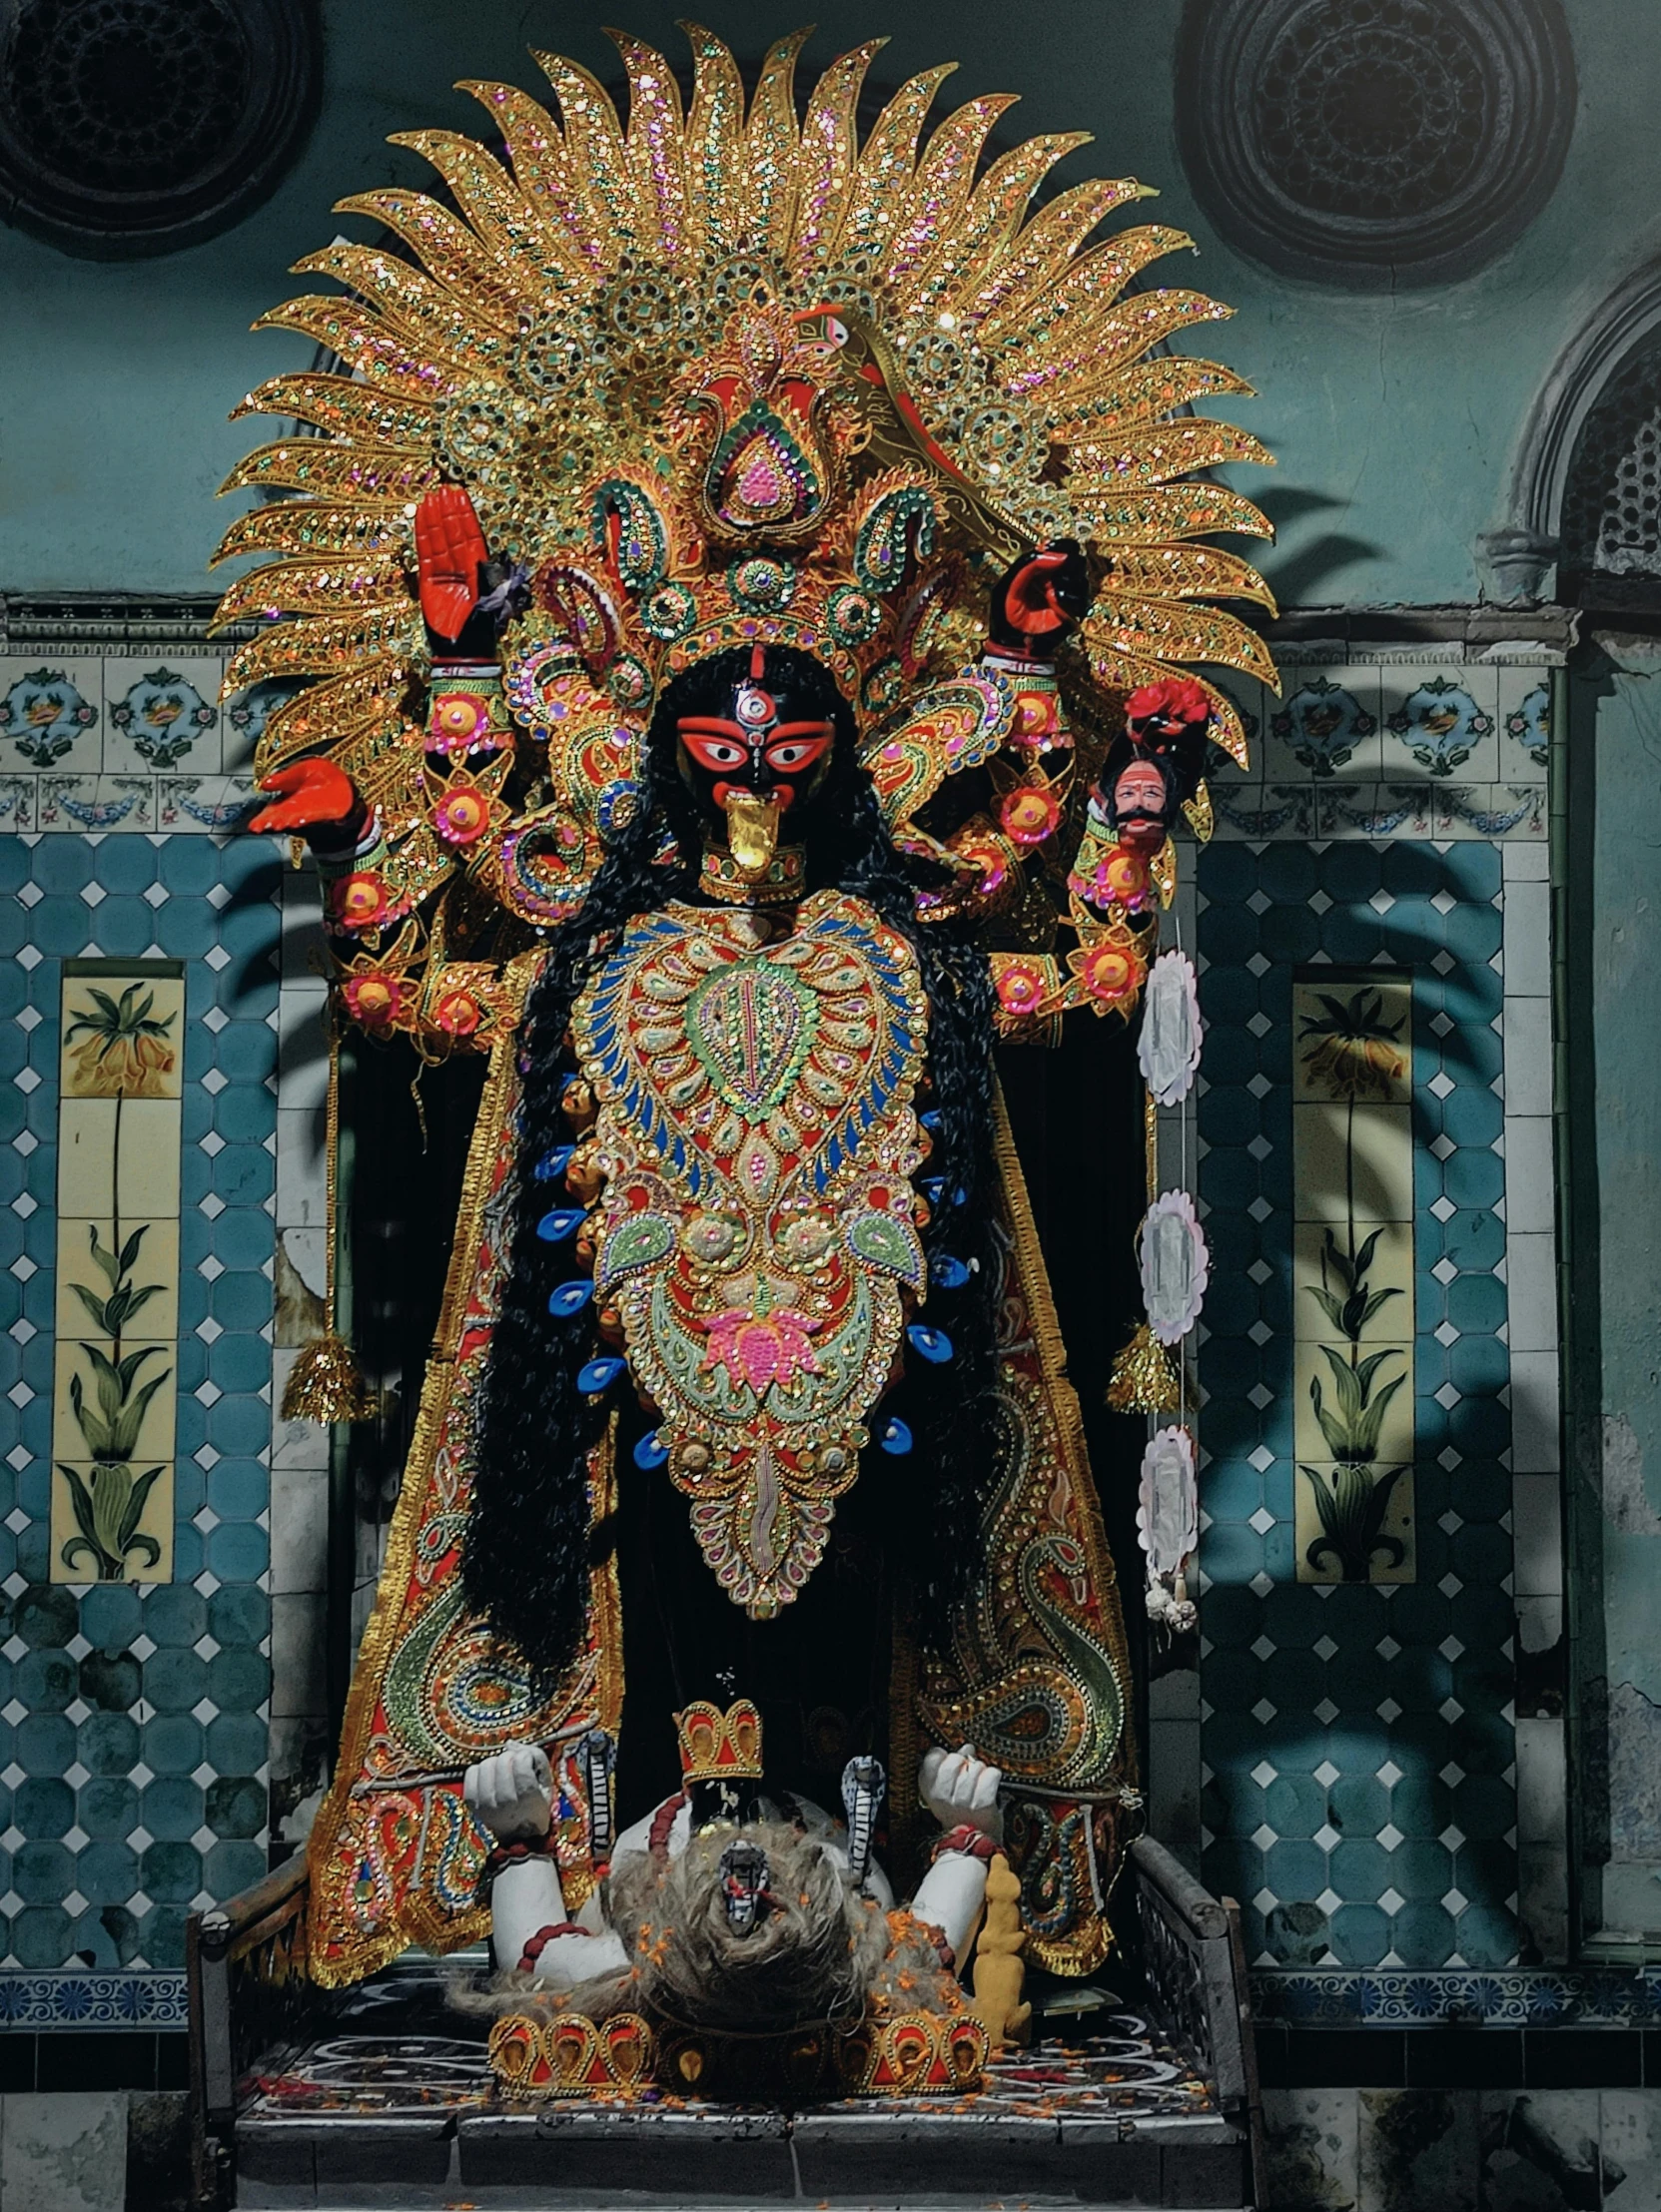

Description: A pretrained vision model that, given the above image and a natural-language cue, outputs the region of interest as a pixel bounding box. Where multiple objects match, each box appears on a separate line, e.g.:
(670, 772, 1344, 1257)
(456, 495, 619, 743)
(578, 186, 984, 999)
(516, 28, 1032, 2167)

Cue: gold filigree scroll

(306, 957, 622, 1987)
(895, 1091, 1140, 1977)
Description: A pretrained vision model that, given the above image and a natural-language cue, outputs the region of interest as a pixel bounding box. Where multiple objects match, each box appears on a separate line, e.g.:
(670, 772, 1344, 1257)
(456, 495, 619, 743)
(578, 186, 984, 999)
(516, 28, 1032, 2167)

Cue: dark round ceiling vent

(0, 0, 321, 258)
(1177, 0, 1576, 289)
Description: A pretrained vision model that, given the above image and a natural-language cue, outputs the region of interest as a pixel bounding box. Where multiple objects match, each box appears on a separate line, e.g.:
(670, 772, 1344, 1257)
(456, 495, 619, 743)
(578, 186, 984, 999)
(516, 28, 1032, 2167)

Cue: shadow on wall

(1253, 486, 1379, 611)
(1200, 838, 1521, 1973)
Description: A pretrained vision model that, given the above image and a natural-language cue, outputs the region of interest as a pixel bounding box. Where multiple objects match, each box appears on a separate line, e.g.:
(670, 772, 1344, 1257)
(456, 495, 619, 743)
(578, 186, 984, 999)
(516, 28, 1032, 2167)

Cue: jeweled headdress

(213, 26, 1274, 1042)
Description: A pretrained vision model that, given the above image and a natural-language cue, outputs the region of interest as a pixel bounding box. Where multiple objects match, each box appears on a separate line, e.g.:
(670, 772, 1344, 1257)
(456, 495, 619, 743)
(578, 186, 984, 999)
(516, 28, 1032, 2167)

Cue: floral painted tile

(1314, 784, 1429, 840)
(1497, 670, 1551, 774)
(1212, 784, 1316, 839)
(37, 774, 98, 829)
(1433, 785, 1546, 841)
(221, 677, 298, 775)
(1382, 668, 1499, 782)
(1265, 671, 1382, 781)
(1204, 677, 1265, 786)
(0, 775, 36, 831)
(157, 776, 260, 833)
(0, 660, 102, 772)
(103, 659, 222, 774)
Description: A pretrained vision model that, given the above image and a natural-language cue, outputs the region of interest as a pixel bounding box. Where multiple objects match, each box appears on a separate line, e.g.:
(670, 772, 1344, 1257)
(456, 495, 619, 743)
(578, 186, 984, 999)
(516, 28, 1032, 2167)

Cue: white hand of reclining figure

(463, 1743, 554, 1842)
(919, 1743, 1004, 1843)
(462, 1744, 626, 1979)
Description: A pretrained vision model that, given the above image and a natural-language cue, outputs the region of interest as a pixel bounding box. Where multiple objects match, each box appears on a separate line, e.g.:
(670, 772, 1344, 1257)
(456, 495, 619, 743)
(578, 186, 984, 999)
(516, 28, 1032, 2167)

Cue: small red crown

(675, 1699, 763, 1785)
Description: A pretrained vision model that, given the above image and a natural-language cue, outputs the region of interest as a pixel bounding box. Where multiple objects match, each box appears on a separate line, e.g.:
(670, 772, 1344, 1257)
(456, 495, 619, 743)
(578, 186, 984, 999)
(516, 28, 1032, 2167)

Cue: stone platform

(233, 2013, 1248, 2208)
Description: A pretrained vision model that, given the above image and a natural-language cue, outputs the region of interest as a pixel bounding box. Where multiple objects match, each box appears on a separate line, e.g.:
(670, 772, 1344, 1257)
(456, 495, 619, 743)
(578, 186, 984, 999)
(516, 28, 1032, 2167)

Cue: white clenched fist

(920, 1742, 1004, 1842)
(463, 1743, 554, 1842)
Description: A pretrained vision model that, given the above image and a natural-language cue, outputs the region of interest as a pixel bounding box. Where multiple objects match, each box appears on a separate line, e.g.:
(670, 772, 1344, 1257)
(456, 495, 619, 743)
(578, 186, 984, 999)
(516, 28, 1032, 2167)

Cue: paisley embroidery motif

(574, 892, 929, 1616)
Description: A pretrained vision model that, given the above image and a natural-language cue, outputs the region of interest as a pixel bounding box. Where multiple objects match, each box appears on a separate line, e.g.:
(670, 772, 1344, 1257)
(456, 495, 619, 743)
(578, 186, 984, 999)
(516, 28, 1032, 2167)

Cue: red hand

(250, 759, 362, 838)
(415, 485, 488, 643)
(1000, 549, 1073, 639)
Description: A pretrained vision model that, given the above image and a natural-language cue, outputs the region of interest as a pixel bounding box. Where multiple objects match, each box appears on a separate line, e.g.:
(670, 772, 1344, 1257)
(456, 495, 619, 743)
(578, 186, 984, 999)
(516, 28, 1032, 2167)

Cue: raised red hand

(250, 759, 364, 840)
(990, 539, 1090, 652)
(415, 485, 489, 644)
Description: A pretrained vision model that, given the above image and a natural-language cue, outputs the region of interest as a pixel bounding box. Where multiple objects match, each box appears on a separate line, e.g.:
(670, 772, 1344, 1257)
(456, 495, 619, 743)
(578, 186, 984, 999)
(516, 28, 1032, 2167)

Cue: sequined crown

(674, 1699, 764, 1785)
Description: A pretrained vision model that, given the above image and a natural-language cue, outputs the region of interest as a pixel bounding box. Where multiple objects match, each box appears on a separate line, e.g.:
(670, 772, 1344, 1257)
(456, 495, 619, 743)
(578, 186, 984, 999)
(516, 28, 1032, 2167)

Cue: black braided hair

(463, 646, 999, 1680)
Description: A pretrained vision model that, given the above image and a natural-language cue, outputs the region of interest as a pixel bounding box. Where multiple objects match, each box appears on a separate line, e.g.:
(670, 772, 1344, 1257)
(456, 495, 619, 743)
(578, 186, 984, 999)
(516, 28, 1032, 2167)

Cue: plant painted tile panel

(0, 833, 281, 1981)
(1292, 976, 1417, 1584)
(1196, 840, 1519, 1974)
(49, 965, 184, 1584)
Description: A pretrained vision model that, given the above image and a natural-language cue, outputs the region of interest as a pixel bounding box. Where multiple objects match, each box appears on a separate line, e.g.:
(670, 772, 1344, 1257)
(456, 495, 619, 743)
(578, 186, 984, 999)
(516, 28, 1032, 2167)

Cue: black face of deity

(675, 643, 837, 831)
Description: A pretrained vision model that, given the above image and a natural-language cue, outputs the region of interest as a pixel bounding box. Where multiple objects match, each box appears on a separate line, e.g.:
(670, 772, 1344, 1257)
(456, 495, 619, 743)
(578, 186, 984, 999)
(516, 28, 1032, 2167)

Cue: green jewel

(641, 583, 696, 642)
(827, 584, 882, 647)
(727, 557, 797, 616)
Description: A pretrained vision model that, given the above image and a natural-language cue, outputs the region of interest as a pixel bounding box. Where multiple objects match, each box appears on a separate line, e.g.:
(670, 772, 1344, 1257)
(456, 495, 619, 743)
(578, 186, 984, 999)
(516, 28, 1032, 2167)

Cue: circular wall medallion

(0, 0, 321, 258)
(1177, 0, 1576, 288)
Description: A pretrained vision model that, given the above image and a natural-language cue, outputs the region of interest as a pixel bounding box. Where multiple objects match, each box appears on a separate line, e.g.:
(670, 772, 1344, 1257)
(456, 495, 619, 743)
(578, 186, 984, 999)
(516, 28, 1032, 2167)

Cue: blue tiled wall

(1197, 840, 1519, 1972)
(0, 833, 279, 1977)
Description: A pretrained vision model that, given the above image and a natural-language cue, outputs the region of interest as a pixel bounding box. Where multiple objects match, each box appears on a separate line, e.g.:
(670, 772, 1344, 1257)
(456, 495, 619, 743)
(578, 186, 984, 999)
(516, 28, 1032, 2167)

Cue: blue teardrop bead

(537, 1208, 584, 1242)
(931, 1253, 970, 1289)
(577, 1356, 626, 1394)
(907, 1323, 954, 1364)
(547, 1279, 594, 1318)
(919, 1109, 943, 1130)
(633, 1430, 669, 1470)
(534, 1145, 575, 1182)
(879, 1417, 913, 1455)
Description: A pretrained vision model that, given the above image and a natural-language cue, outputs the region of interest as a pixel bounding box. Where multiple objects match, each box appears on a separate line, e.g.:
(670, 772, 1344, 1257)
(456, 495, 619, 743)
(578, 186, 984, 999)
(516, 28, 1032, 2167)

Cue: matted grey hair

(452, 1821, 957, 2032)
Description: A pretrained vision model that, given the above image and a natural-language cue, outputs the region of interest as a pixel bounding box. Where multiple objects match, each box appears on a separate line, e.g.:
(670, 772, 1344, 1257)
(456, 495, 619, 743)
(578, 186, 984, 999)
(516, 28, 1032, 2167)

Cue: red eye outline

(678, 717, 750, 771)
(763, 722, 834, 773)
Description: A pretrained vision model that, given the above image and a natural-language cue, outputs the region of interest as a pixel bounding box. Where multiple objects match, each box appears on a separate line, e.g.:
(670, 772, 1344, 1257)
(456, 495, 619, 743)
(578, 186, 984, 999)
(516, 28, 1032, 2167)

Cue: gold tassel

(1106, 1321, 1181, 1415)
(281, 1021, 377, 1424)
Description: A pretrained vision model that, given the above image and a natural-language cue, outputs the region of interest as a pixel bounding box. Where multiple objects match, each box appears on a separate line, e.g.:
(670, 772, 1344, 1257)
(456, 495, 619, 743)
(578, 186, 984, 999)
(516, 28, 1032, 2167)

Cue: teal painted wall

(1572, 650, 1661, 1941)
(4, 0, 1661, 606)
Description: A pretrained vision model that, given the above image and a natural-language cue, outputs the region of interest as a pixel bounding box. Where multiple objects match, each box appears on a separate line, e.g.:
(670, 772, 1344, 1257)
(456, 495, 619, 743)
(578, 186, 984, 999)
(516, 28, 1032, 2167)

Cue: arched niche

(1485, 257, 1661, 606)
